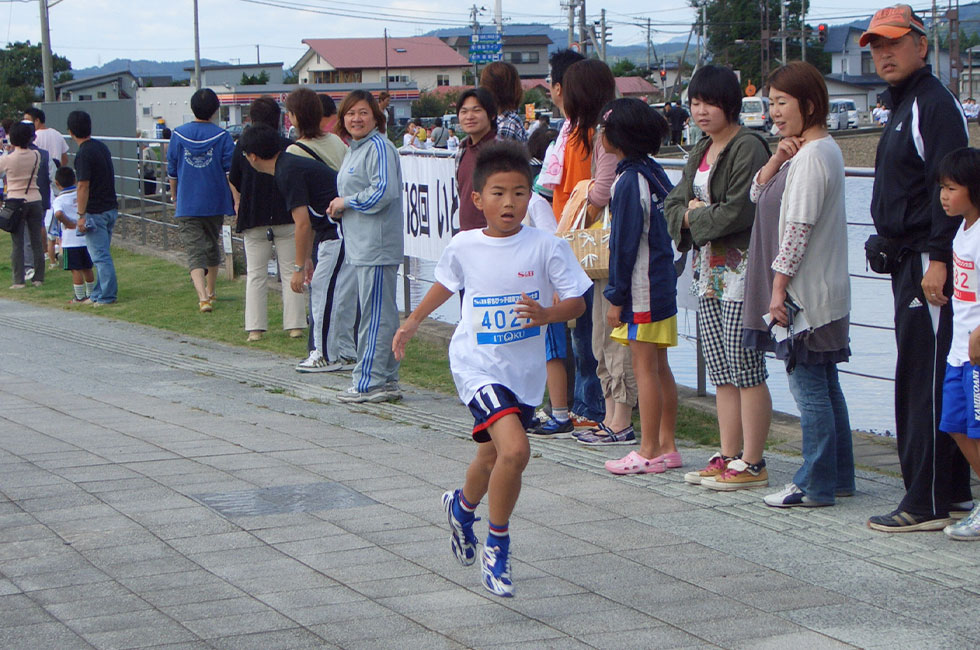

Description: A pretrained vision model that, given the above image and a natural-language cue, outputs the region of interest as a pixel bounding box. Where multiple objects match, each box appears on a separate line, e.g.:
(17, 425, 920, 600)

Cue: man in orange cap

(862, 5, 974, 533)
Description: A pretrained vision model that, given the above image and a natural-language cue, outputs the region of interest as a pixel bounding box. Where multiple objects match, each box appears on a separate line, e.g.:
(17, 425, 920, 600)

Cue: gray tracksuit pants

(310, 239, 357, 362)
(352, 264, 400, 392)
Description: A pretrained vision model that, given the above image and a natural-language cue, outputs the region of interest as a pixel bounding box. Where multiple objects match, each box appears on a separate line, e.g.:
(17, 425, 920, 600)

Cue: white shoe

(295, 350, 328, 373)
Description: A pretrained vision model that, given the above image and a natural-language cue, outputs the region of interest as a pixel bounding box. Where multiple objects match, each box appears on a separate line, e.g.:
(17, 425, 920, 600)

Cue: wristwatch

(292, 264, 303, 273)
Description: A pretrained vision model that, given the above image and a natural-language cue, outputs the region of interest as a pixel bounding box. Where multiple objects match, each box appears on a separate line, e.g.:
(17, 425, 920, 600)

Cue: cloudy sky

(2, 0, 928, 70)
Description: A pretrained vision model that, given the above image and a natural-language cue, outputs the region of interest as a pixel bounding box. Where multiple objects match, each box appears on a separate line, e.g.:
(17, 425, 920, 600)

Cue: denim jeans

(84, 209, 118, 303)
(570, 285, 605, 421)
(787, 362, 855, 503)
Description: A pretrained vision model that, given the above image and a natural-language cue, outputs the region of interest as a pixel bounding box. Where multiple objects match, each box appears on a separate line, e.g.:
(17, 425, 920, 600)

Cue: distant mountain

(423, 23, 699, 65)
(72, 58, 230, 81)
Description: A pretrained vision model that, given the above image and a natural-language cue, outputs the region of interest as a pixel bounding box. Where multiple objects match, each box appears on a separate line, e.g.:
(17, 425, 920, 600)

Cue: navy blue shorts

(940, 362, 980, 439)
(62, 246, 93, 271)
(467, 384, 534, 443)
(545, 321, 567, 362)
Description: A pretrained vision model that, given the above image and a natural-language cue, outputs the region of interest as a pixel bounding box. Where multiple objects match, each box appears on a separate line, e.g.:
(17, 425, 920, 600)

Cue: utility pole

(38, 0, 55, 102)
(255, 44, 260, 65)
(950, 2, 961, 96)
(564, 1, 575, 48)
(646, 18, 652, 70)
(600, 9, 607, 62)
(932, 0, 940, 74)
(193, 0, 202, 89)
(760, 0, 771, 83)
(780, 0, 787, 65)
(470, 4, 481, 82)
(801, 0, 807, 62)
(579, 0, 588, 57)
(384, 28, 390, 93)
(495, 0, 503, 34)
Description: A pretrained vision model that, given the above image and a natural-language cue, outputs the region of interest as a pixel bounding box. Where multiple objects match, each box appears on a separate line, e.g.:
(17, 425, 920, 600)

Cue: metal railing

(76, 135, 895, 400)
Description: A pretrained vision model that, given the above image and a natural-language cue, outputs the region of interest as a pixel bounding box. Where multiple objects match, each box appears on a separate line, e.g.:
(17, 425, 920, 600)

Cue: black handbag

(864, 234, 905, 274)
(0, 198, 25, 233)
(0, 151, 40, 233)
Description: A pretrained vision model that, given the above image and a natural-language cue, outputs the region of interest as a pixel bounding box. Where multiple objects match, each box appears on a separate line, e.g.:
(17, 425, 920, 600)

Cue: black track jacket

(871, 65, 968, 265)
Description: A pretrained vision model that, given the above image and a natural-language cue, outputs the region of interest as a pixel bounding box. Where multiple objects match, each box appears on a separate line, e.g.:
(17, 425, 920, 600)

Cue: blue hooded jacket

(604, 157, 677, 324)
(167, 121, 235, 218)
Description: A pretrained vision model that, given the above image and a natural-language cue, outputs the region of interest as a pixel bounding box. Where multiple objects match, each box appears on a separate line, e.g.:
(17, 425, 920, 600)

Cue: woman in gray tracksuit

(329, 90, 405, 403)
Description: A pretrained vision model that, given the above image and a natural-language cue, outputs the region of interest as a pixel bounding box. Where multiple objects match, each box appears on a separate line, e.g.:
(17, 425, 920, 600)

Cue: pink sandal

(605, 451, 666, 475)
(651, 451, 683, 469)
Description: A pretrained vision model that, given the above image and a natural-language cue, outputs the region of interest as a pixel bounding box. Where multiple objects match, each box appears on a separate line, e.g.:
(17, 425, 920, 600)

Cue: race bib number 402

(472, 291, 540, 345)
(954, 252, 977, 303)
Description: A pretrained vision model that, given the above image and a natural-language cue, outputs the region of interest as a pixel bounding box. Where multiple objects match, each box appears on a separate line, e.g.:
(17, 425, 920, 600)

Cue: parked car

(225, 124, 245, 141)
(739, 97, 771, 131)
(827, 99, 859, 130)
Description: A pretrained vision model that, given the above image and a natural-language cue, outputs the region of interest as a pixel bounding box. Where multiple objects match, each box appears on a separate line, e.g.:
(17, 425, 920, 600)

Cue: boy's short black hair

(24, 107, 44, 123)
(938, 147, 980, 211)
(549, 49, 586, 87)
(687, 64, 743, 124)
(240, 123, 281, 160)
(473, 141, 533, 192)
(67, 110, 92, 138)
(8, 121, 34, 148)
(318, 93, 337, 119)
(55, 165, 76, 188)
(190, 88, 220, 120)
(600, 98, 667, 159)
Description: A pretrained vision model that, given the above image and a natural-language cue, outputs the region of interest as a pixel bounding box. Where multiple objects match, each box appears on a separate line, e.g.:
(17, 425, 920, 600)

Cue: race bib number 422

(472, 291, 540, 345)
(954, 252, 978, 303)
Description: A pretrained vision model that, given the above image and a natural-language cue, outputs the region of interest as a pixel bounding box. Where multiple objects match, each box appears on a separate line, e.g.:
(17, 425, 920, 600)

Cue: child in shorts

(51, 167, 95, 303)
(598, 99, 681, 476)
(393, 142, 591, 596)
(937, 147, 980, 540)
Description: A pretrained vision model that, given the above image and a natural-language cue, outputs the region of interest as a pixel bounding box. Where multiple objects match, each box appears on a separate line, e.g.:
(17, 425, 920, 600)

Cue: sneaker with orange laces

(683, 452, 732, 485)
(569, 412, 600, 429)
(701, 458, 769, 491)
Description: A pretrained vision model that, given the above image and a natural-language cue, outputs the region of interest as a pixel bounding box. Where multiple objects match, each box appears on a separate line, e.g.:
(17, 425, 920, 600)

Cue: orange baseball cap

(859, 4, 927, 46)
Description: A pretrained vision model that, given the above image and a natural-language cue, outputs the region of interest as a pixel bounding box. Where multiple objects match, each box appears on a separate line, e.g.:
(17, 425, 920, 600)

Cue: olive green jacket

(664, 128, 770, 253)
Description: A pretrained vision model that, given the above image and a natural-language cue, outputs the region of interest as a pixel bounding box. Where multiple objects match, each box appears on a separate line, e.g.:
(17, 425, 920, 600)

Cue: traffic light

(660, 67, 666, 81)
(818, 24, 828, 44)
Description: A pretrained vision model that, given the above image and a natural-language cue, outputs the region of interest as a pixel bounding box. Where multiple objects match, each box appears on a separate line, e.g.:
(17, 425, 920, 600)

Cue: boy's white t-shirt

(52, 189, 84, 248)
(435, 225, 592, 406)
(950, 220, 980, 366)
(523, 192, 557, 233)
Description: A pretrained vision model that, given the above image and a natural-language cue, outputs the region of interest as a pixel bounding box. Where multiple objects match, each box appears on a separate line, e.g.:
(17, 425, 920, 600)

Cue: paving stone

(208, 628, 334, 650)
(179, 610, 297, 640)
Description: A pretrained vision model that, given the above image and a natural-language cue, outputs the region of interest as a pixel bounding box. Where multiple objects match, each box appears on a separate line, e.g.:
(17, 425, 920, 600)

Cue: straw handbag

(556, 179, 611, 279)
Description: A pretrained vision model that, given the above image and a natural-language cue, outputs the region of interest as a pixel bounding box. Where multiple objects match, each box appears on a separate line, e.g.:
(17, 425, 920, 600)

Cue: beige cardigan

(0, 148, 43, 202)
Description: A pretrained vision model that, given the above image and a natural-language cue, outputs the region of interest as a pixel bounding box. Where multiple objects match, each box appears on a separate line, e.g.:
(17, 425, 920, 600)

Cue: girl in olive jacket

(663, 65, 772, 491)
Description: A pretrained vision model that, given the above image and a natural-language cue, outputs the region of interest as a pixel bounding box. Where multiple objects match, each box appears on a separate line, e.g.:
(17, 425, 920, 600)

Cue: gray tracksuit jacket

(337, 128, 404, 266)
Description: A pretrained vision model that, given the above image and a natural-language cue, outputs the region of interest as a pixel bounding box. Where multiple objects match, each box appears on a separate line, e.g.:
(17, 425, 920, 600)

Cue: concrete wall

(40, 100, 140, 198)
(201, 65, 284, 87)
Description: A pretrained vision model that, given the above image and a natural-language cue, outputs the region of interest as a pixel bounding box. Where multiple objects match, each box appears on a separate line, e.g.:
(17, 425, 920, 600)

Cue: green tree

(695, 0, 830, 84)
(610, 59, 638, 77)
(283, 70, 299, 84)
(523, 88, 548, 109)
(411, 91, 451, 117)
(240, 70, 270, 85)
(0, 41, 72, 119)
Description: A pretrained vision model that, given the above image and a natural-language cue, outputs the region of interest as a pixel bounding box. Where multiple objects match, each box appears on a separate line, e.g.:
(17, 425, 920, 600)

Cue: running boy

(51, 166, 95, 303)
(938, 147, 980, 539)
(393, 142, 592, 596)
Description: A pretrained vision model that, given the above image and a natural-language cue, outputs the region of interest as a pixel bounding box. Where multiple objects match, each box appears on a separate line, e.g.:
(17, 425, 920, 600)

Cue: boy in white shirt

(393, 142, 591, 596)
(51, 167, 95, 303)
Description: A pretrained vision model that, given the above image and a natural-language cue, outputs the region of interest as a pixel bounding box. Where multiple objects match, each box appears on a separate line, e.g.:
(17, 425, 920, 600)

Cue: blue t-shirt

(167, 121, 235, 218)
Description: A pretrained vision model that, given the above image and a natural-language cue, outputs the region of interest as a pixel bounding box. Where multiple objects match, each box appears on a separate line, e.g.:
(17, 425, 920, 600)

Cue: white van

(740, 97, 771, 131)
(827, 99, 859, 130)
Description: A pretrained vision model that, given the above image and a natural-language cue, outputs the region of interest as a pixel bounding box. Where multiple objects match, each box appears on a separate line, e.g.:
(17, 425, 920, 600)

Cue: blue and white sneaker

(527, 415, 574, 439)
(481, 544, 514, 597)
(441, 490, 479, 566)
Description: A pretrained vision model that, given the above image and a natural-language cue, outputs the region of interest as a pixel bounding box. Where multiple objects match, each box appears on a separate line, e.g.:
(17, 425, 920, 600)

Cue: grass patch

(0, 237, 719, 445)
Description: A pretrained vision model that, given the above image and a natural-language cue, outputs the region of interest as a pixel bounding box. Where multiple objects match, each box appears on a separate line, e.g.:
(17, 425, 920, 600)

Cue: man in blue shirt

(167, 88, 235, 312)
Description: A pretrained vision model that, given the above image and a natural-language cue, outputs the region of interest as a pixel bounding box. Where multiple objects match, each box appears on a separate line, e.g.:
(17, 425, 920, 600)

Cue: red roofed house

(614, 76, 658, 101)
(293, 37, 470, 92)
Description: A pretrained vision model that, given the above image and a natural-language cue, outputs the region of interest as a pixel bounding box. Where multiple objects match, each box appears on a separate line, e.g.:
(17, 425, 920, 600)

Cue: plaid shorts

(698, 296, 768, 388)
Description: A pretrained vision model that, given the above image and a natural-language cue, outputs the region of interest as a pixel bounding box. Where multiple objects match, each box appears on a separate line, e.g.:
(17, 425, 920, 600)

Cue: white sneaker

(295, 350, 328, 373)
(323, 357, 357, 372)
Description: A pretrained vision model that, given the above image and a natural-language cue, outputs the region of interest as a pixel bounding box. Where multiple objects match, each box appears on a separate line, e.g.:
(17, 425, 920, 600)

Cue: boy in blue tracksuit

(168, 88, 235, 312)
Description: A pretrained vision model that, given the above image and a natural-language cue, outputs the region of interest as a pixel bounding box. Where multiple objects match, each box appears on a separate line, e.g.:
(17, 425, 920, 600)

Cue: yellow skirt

(611, 315, 678, 348)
